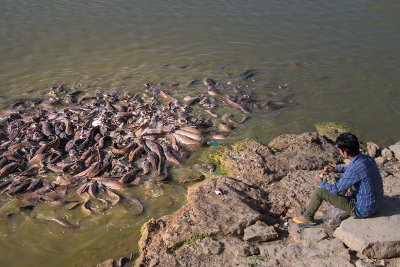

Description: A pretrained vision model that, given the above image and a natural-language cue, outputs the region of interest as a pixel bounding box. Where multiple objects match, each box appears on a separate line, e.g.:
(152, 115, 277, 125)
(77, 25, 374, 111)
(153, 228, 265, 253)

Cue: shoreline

(97, 132, 400, 267)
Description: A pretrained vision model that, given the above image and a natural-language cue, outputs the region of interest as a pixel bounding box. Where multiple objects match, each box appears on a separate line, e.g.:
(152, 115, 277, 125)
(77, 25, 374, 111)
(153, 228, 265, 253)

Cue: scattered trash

(232, 156, 242, 160)
(214, 188, 223, 195)
(207, 141, 218, 146)
(283, 221, 290, 227)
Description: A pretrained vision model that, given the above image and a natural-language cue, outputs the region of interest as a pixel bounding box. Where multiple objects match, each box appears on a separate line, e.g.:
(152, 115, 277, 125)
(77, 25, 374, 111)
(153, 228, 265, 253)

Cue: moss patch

(314, 121, 352, 142)
(183, 233, 208, 246)
(205, 145, 230, 175)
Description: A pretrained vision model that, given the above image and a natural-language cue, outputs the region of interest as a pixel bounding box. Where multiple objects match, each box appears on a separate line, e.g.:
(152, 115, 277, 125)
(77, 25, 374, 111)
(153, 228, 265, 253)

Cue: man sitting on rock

(291, 132, 384, 226)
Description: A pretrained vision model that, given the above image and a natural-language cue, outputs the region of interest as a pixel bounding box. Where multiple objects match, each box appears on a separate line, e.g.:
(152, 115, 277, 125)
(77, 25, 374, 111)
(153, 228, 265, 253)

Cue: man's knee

(313, 187, 329, 198)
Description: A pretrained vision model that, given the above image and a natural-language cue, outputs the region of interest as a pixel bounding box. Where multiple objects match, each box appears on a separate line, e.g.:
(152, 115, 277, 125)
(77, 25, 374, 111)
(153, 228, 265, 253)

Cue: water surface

(1, 0, 400, 266)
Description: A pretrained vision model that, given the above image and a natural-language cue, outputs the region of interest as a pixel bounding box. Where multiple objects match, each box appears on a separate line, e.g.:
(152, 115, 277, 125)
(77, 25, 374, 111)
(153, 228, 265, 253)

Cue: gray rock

(255, 258, 279, 267)
(96, 259, 114, 267)
(232, 244, 259, 256)
(389, 141, 400, 161)
(333, 198, 400, 259)
(258, 243, 302, 259)
(243, 221, 278, 242)
(367, 142, 380, 158)
(196, 238, 223, 255)
(375, 157, 387, 166)
(381, 148, 394, 159)
(258, 244, 286, 257)
(355, 259, 377, 267)
(302, 228, 329, 243)
(289, 224, 330, 245)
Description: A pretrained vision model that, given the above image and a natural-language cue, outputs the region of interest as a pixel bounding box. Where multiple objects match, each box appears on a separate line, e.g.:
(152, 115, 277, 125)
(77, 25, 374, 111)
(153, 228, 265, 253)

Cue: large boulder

(333, 196, 400, 259)
(243, 220, 278, 242)
(256, 225, 353, 267)
(209, 132, 341, 187)
(136, 175, 272, 266)
(266, 170, 340, 218)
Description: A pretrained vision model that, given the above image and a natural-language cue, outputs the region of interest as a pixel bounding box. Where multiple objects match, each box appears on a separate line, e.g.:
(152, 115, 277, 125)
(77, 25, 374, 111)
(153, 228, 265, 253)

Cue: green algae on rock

(205, 145, 231, 175)
(314, 121, 352, 142)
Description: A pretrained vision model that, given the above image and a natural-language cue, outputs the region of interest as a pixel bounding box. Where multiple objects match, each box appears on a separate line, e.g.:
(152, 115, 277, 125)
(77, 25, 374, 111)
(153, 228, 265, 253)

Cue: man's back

(351, 154, 383, 218)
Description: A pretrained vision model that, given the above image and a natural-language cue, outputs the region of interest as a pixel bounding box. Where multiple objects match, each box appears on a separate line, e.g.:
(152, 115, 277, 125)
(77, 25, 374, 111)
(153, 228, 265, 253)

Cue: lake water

(1, 0, 399, 266)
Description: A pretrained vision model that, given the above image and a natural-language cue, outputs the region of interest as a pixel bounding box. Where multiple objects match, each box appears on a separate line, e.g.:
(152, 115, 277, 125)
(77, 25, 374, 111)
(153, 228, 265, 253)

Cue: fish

(262, 100, 288, 110)
(203, 78, 216, 86)
(141, 160, 151, 175)
(224, 96, 250, 113)
(106, 188, 121, 205)
(22, 179, 41, 193)
(49, 200, 77, 206)
(164, 133, 179, 151)
(45, 217, 80, 229)
(100, 180, 131, 190)
(112, 142, 136, 155)
(239, 69, 257, 80)
(172, 133, 203, 149)
(73, 162, 101, 178)
(28, 153, 48, 166)
(119, 168, 140, 184)
(218, 123, 233, 132)
(207, 85, 222, 97)
(183, 96, 200, 106)
(211, 134, 228, 140)
(174, 129, 202, 141)
(146, 152, 159, 173)
(0, 162, 18, 178)
(115, 112, 134, 119)
(129, 145, 144, 162)
(187, 80, 199, 86)
(124, 194, 144, 214)
(161, 143, 181, 167)
(0, 180, 12, 190)
(179, 126, 202, 135)
(62, 119, 74, 136)
(160, 90, 178, 103)
(88, 181, 107, 204)
(8, 181, 30, 195)
(66, 90, 82, 96)
(238, 116, 249, 124)
(80, 192, 92, 216)
(145, 141, 164, 169)
(77, 128, 95, 151)
(41, 121, 54, 136)
(1, 181, 18, 195)
(54, 184, 68, 196)
(97, 136, 110, 149)
(19, 167, 39, 177)
(76, 183, 89, 195)
(0, 158, 8, 169)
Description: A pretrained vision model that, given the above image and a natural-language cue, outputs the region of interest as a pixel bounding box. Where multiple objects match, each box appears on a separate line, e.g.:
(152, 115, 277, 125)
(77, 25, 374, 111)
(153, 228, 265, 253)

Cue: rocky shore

(98, 131, 400, 267)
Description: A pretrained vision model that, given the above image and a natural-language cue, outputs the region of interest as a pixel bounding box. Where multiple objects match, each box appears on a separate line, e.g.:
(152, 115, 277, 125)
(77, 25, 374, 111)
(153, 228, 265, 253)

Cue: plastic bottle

(207, 141, 218, 146)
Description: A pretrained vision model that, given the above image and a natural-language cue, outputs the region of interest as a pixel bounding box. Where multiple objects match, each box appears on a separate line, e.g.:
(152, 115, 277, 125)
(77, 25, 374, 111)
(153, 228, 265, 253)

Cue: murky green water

(1, 0, 400, 266)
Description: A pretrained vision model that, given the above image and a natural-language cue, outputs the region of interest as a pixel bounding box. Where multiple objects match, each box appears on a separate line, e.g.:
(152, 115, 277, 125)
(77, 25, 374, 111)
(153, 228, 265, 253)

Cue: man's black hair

(335, 132, 360, 157)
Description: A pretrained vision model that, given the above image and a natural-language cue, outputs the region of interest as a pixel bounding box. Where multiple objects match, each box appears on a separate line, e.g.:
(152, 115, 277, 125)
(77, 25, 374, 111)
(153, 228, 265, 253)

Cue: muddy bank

(124, 132, 400, 267)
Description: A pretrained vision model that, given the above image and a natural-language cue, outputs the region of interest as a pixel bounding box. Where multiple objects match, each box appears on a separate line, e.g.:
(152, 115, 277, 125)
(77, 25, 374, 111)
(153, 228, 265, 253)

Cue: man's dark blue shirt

(319, 153, 383, 218)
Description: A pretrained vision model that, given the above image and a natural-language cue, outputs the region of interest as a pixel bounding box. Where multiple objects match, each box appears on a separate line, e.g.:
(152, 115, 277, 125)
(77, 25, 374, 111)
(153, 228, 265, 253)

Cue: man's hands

(324, 165, 335, 173)
(315, 165, 336, 185)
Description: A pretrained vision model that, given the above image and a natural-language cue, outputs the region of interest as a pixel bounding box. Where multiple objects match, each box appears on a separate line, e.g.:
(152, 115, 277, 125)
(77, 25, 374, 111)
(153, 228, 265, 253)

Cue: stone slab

(243, 221, 278, 242)
(333, 197, 400, 259)
(389, 141, 400, 161)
